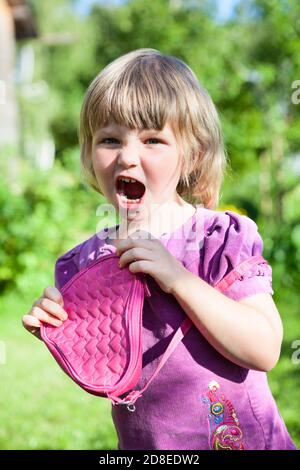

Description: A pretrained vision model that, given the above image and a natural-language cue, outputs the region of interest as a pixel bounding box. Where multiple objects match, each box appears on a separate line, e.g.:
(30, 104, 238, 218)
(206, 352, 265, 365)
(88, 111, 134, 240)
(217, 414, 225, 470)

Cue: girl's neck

(114, 200, 196, 240)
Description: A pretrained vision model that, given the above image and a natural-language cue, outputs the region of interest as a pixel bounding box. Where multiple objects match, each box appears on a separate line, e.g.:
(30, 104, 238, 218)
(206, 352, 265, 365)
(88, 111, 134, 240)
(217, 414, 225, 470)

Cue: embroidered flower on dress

(201, 380, 245, 450)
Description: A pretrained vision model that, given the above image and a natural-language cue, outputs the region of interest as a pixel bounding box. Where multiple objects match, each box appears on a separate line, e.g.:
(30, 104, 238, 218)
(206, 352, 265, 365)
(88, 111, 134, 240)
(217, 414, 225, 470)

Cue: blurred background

(0, 0, 299, 450)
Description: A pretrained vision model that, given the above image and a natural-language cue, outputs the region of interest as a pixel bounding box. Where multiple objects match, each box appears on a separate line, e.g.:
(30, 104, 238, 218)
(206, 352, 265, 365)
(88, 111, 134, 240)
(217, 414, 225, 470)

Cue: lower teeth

(120, 193, 141, 203)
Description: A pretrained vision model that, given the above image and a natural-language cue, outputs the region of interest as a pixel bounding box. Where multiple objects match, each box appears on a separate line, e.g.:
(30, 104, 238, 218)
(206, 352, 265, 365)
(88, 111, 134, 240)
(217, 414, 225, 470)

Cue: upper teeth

(119, 177, 137, 183)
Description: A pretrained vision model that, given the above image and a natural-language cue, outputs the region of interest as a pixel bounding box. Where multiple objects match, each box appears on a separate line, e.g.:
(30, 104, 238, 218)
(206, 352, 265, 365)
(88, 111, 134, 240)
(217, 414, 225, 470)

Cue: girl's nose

(117, 142, 141, 166)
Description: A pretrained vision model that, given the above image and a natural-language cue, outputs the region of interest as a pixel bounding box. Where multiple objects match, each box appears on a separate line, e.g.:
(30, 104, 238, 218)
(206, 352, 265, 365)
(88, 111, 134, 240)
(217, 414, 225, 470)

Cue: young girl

(22, 48, 297, 451)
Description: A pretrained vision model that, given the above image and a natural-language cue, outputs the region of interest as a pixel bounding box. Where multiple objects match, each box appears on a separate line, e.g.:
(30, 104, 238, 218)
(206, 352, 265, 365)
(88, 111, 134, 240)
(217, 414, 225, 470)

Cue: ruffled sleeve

(54, 244, 81, 290)
(200, 210, 274, 301)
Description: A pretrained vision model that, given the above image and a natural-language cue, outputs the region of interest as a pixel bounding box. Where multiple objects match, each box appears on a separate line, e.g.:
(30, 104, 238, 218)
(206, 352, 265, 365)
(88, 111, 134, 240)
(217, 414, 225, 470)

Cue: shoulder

(203, 208, 260, 242)
(201, 208, 263, 258)
(54, 229, 108, 290)
(184, 206, 261, 265)
(202, 207, 264, 263)
(198, 208, 273, 300)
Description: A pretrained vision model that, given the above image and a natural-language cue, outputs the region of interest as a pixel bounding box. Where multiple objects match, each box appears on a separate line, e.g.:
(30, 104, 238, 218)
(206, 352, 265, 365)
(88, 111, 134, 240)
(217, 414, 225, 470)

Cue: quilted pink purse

(41, 252, 268, 412)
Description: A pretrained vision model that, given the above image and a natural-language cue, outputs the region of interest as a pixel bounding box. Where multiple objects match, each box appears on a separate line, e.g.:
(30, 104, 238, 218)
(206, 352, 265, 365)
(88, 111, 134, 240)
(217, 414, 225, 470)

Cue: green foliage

(0, 156, 105, 298)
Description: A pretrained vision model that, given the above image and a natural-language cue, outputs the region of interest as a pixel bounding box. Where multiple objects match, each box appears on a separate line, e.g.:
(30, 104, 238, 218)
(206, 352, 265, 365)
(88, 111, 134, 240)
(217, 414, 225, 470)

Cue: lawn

(0, 292, 118, 450)
(0, 287, 299, 450)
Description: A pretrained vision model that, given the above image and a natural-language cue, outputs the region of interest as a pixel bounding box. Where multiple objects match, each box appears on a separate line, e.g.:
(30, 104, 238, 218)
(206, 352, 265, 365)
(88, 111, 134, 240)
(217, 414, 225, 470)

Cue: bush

(0, 157, 103, 298)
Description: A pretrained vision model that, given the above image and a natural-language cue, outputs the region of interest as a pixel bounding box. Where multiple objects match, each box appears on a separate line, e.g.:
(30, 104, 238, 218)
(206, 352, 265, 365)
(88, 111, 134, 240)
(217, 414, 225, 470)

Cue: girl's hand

(115, 230, 187, 294)
(22, 286, 68, 340)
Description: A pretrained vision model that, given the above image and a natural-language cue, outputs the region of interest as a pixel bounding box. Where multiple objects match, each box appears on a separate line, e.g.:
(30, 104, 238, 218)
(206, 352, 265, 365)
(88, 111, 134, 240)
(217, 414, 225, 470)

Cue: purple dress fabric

(54, 205, 297, 450)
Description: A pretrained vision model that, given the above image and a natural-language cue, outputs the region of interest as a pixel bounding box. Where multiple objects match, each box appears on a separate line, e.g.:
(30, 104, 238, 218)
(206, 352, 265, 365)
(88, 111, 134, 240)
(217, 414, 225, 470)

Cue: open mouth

(115, 176, 146, 204)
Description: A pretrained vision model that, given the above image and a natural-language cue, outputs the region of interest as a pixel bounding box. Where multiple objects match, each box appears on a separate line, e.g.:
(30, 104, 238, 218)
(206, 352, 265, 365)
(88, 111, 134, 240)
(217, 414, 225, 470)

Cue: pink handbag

(41, 253, 268, 412)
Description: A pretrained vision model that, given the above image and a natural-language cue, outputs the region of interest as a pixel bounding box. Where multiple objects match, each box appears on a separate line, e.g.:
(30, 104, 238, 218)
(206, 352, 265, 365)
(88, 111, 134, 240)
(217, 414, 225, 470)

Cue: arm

(170, 268, 283, 372)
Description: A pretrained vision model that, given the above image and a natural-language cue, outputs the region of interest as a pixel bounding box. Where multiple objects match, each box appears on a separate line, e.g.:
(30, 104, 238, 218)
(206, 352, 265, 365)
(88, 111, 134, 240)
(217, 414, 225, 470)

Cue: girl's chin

(115, 191, 147, 214)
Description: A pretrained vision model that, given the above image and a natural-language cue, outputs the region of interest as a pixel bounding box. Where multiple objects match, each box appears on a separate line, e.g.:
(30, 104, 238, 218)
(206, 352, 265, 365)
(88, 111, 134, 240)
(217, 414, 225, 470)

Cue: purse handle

(109, 254, 268, 410)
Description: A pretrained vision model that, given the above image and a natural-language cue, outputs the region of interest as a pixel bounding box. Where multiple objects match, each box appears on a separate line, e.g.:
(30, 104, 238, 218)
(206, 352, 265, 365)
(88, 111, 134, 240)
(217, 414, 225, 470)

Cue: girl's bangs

(89, 67, 180, 135)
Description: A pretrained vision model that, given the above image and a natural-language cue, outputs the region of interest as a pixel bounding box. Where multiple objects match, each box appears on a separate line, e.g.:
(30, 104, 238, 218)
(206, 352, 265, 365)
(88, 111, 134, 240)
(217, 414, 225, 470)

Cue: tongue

(119, 181, 145, 199)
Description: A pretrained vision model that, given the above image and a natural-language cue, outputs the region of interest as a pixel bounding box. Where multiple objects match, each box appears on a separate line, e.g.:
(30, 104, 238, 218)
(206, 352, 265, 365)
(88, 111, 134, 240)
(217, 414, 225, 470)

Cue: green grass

(0, 292, 118, 450)
(0, 288, 299, 450)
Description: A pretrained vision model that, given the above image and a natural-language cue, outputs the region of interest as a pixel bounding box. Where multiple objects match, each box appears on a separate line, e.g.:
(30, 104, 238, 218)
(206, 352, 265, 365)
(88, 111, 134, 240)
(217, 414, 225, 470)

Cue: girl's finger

(43, 286, 64, 306)
(30, 306, 63, 327)
(35, 298, 67, 321)
(22, 315, 42, 339)
(22, 314, 42, 330)
(119, 247, 153, 268)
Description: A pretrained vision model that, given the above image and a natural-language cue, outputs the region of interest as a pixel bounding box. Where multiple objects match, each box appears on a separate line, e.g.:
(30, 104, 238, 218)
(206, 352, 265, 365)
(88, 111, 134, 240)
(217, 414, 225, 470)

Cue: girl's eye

(99, 137, 161, 145)
(101, 138, 119, 144)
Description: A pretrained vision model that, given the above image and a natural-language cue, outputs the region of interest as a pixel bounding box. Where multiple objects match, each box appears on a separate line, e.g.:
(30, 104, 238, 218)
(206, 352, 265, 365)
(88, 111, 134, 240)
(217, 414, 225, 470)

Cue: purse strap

(110, 254, 268, 410)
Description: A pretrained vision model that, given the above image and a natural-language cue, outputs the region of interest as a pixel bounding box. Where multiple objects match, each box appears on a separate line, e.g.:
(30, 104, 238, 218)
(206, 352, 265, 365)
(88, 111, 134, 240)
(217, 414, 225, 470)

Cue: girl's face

(91, 118, 185, 223)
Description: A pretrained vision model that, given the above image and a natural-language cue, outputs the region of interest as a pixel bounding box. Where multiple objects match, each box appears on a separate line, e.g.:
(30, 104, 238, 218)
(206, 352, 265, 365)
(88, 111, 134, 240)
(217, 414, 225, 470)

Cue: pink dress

(54, 205, 298, 450)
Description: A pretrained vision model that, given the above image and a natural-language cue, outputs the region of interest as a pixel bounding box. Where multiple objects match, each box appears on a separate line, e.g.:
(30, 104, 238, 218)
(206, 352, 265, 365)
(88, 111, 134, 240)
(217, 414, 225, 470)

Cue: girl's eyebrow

(94, 127, 166, 138)
(92, 128, 115, 141)
(94, 128, 115, 136)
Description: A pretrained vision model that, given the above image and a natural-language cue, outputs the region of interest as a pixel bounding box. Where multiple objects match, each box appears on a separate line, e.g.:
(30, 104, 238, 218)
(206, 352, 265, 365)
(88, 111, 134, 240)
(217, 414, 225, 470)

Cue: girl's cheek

(93, 152, 115, 173)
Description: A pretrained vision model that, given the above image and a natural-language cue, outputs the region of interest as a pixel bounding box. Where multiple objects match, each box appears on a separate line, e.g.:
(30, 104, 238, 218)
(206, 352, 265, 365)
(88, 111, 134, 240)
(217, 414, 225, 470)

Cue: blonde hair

(79, 48, 228, 209)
